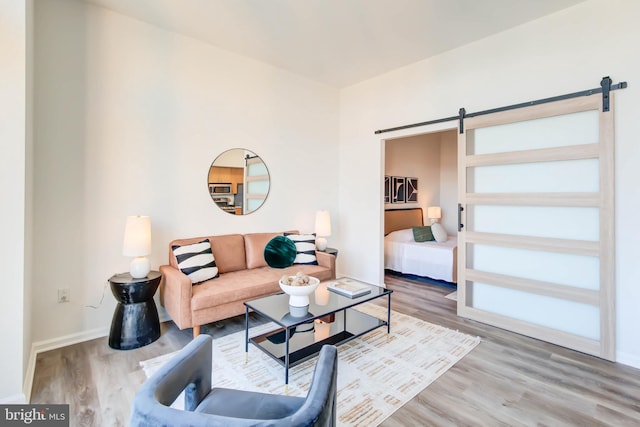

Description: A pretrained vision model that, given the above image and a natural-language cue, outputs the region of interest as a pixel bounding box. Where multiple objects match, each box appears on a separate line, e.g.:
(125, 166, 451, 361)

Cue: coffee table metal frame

(244, 277, 392, 385)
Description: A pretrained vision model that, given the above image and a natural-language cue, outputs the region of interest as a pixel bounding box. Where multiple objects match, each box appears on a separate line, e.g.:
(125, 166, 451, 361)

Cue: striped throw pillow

(284, 233, 318, 265)
(171, 239, 219, 284)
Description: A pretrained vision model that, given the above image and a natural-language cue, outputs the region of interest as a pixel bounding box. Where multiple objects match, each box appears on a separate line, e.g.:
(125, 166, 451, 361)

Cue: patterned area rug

(140, 304, 479, 426)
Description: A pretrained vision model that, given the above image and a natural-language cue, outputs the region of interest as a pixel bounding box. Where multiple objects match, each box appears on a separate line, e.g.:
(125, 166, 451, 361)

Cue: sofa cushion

(168, 236, 211, 269)
(191, 268, 284, 310)
(190, 264, 333, 312)
(264, 236, 297, 268)
(285, 233, 318, 265)
(244, 232, 283, 269)
(171, 239, 219, 284)
(208, 234, 247, 273)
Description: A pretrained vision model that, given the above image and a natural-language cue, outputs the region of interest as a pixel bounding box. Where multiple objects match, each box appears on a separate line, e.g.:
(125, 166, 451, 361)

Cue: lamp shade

(315, 210, 332, 237)
(315, 210, 331, 251)
(122, 215, 151, 257)
(427, 206, 442, 220)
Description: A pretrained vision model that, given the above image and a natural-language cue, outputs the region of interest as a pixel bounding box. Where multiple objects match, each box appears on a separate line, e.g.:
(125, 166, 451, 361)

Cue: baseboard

(23, 346, 37, 403)
(32, 326, 110, 355)
(0, 393, 27, 404)
(616, 351, 640, 370)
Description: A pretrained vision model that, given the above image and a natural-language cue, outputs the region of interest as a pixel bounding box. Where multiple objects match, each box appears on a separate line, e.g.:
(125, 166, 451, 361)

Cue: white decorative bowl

(279, 276, 320, 307)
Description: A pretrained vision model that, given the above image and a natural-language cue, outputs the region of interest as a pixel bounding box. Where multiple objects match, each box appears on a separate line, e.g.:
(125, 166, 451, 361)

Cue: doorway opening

(382, 127, 458, 289)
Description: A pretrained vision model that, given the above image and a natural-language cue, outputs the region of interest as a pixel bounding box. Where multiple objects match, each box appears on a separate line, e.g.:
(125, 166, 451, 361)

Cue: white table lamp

(315, 210, 331, 251)
(123, 215, 151, 279)
(427, 206, 442, 224)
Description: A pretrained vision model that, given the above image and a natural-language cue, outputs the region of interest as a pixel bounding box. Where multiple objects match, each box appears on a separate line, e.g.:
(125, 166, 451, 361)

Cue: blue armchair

(130, 335, 338, 426)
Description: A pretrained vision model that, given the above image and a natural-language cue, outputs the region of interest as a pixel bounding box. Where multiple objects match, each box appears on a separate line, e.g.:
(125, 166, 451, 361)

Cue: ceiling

(84, 0, 587, 88)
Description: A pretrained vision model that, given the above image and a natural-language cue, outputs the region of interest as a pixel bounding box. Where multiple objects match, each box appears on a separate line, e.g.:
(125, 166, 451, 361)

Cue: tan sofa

(159, 231, 336, 337)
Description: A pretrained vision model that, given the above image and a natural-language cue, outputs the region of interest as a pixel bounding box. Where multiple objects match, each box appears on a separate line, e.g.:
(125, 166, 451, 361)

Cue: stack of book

(327, 278, 371, 298)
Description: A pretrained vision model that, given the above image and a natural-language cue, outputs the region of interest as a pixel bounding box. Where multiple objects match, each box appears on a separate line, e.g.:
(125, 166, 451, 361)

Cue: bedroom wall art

(386, 176, 418, 204)
(392, 176, 406, 203)
(406, 177, 418, 202)
(384, 176, 391, 203)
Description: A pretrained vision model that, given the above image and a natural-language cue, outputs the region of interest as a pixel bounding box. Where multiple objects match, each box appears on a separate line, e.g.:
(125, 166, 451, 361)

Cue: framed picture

(392, 177, 406, 203)
(384, 176, 391, 203)
(406, 177, 418, 202)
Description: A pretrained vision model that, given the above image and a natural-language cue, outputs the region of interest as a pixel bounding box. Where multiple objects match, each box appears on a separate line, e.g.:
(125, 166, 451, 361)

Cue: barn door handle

(458, 203, 464, 232)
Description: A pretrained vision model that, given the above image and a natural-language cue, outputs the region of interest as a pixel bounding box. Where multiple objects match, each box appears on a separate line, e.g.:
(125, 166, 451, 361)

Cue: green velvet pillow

(412, 226, 435, 242)
(264, 236, 297, 268)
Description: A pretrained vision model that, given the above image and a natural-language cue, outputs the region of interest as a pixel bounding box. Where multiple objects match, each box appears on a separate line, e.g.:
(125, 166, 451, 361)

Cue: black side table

(323, 247, 338, 258)
(108, 271, 161, 350)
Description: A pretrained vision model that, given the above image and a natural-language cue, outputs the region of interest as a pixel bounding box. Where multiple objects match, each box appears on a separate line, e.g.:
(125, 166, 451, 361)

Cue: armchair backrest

(131, 336, 338, 427)
(130, 335, 213, 425)
(287, 345, 338, 427)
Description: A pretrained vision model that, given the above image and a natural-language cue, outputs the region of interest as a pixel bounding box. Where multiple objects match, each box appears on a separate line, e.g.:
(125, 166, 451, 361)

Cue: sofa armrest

(159, 265, 194, 330)
(315, 251, 336, 280)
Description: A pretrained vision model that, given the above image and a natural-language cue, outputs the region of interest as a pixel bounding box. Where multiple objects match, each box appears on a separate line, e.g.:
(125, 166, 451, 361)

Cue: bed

(384, 208, 457, 283)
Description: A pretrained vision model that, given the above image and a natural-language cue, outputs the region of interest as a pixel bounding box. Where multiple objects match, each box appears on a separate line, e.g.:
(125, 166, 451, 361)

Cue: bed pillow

(385, 228, 414, 242)
(412, 226, 435, 242)
(431, 222, 448, 242)
(171, 239, 219, 284)
(284, 233, 318, 265)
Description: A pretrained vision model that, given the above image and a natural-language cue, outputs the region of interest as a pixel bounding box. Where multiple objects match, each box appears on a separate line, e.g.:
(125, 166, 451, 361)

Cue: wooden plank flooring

(30, 274, 640, 426)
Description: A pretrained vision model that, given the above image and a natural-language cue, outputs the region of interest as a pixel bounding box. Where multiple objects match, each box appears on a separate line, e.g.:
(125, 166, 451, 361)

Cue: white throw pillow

(431, 223, 448, 242)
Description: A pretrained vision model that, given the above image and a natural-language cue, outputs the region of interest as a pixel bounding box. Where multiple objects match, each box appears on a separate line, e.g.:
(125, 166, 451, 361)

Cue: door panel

(468, 159, 599, 193)
(458, 95, 615, 360)
(469, 109, 599, 155)
(471, 282, 600, 339)
(469, 244, 599, 289)
(467, 205, 599, 240)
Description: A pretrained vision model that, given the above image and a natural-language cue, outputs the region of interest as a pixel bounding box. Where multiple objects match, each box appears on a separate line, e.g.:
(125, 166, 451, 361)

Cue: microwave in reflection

(209, 183, 232, 194)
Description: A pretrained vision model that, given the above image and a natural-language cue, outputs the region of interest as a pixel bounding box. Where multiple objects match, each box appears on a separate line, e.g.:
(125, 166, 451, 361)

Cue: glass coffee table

(244, 277, 392, 386)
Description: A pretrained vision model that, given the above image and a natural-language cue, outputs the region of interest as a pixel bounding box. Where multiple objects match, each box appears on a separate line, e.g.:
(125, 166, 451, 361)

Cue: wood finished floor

(31, 274, 640, 426)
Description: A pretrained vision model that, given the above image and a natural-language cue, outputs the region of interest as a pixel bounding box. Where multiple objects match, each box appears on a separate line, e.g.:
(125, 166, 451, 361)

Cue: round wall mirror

(208, 149, 270, 215)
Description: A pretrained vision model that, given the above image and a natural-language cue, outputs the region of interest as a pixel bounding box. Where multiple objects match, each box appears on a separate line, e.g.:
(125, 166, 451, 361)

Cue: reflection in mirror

(208, 149, 270, 215)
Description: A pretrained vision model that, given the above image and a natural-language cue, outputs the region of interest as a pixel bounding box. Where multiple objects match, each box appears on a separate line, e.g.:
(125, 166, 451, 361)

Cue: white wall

(339, 0, 640, 367)
(32, 0, 339, 344)
(0, 0, 27, 402)
(24, 0, 34, 401)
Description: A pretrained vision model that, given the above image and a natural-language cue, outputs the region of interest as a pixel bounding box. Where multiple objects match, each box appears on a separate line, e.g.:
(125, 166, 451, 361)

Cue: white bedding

(384, 228, 457, 283)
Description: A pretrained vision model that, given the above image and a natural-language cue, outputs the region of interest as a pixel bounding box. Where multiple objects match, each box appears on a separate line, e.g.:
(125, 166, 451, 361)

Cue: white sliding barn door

(457, 95, 615, 360)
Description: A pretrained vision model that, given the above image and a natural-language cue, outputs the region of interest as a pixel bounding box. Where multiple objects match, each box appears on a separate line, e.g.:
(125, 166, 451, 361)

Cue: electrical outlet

(58, 288, 70, 303)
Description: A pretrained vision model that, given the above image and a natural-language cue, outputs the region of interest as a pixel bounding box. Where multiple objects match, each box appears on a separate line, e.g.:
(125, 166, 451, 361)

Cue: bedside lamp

(315, 210, 331, 251)
(427, 206, 442, 224)
(123, 215, 151, 279)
